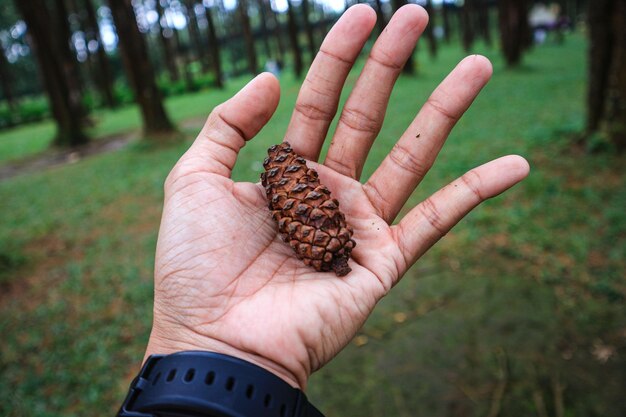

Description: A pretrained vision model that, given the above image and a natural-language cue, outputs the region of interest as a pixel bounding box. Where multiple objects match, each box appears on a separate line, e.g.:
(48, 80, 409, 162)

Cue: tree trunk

(256, 0, 274, 61)
(172, 27, 196, 91)
(238, 0, 258, 75)
(301, 0, 317, 62)
(83, 0, 118, 108)
(108, 0, 175, 135)
(14, 0, 89, 147)
(183, 0, 210, 74)
(424, 0, 437, 58)
(391, 0, 415, 74)
(266, 0, 286, 64)
(155, 0, 181, 82)
(442, 2, 452, 43)
(286, 0, 304, 78)
(498, 0, 530, 67)
(0, 42, 17, 113)
(601, 0, 626, 151)
(477, 0, 492, 47)
(461, 0, 475, 52)
(203, 4, 224, 88)
(373, 0, 386, 34)
(586, 0, 612, 132)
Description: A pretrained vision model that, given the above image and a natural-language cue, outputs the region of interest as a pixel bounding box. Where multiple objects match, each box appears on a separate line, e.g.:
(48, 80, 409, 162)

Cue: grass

(1, 33, 625, 417)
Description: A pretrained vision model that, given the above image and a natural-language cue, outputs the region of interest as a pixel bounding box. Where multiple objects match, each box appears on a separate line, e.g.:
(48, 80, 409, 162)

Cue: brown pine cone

(261, 142, 356, 276)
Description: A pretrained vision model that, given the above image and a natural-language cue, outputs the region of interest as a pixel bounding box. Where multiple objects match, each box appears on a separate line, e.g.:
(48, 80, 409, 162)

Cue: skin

(144, 4, 530, 391)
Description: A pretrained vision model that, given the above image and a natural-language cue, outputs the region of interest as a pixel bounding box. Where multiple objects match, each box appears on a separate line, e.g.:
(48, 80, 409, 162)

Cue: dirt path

(0, 116, 206, 182)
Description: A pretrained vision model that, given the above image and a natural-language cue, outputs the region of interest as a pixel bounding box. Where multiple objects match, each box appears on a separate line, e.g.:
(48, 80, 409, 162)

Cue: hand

(144, 4, 529, 390)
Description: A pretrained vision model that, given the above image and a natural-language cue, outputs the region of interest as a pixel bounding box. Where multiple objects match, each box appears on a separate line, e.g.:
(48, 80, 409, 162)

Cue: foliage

(0, 33, 624, 417)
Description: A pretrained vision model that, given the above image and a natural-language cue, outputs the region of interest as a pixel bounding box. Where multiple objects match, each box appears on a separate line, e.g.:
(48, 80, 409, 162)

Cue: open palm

(145, 5, 529, 390)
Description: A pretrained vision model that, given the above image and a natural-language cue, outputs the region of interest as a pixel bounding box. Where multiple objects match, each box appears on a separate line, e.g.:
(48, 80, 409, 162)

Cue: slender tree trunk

(14, 0, 89, 147)
(301, 0, 316, 61)
(373, 0, 386, 34)
(155, 0, 181, 82)
(82, 0, 118, 107)
(0, 42, 17, 113)
(183, 0, 210, 73)
(477, 0, 492, 47)
(256, 0, 273, 61)
(108, 0, 174, 135)
(391, 0, 415, 74)
(586, 0, 612, 132)
(601, 0, 626, 151)
(424, 0, 437, 58)
(238, 0, 257, 75)
(442, 2, 452, 43)
(498, 0, 530, 67)
(204, 4, 224, 88)
(461, 0, 475, 52)
(173, 27, 196, 91)
(266, 0, 286, 64)
(286, 0, 304, 77)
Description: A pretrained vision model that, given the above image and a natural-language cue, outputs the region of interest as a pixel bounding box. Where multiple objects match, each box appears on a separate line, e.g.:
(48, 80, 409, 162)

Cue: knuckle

(294, 100, 336, 122)
(388, 143, 428, 178)
(339, 106, 381, 135)
(460, 169, 484, 201)
(418, 197, 447, 235)
(424, 96, 459, 123)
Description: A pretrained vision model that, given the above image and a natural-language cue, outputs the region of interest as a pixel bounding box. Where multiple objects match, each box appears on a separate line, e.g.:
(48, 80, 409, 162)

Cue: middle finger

(324, 5, 428, 180)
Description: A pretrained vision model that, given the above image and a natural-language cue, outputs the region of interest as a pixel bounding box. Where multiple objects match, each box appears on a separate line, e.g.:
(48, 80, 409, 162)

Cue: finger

(393, 155, 530, 270)
(364, 55, 493, 222)
(181, 73, 280, 178)
(284, 4, 376, 162)
(324, 4, 428, 179)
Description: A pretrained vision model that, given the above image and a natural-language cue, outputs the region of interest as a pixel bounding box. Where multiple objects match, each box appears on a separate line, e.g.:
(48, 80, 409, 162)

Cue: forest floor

(1, 34, 625, 417)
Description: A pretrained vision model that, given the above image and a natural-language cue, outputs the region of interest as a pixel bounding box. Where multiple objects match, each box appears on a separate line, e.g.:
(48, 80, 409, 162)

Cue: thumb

(183, 73, 281, 178)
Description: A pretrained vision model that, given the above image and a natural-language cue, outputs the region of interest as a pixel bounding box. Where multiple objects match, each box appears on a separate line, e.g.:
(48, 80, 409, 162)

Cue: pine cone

(261, 142, 356, 276)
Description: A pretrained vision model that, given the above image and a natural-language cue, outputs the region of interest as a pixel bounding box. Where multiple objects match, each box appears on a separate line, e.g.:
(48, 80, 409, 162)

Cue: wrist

(145, 327, 307, 391)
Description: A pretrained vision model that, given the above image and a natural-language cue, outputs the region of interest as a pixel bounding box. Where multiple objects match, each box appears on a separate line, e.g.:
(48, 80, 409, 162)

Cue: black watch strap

(117, 351, 325, 417)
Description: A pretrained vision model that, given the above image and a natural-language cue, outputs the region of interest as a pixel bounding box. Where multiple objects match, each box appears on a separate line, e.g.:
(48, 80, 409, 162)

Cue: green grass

(1, 33, 625, 417)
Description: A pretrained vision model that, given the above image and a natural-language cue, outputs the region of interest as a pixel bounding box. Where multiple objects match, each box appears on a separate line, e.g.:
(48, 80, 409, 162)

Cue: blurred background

(0, 0, 624, 416)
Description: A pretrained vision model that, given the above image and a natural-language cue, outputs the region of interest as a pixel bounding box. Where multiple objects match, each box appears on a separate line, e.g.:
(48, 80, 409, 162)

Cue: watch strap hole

(166, 369, 177, 382)
(205, 370, 215, 385)
(225, 376, 236, 391)
(246, 384, 255, 399)
(184, 368, 195, 383)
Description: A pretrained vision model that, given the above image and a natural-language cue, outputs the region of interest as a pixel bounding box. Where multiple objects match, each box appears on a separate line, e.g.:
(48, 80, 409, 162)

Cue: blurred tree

(108, 0, 175, 135)
(265, 0, 286, 64)
(256, 0, 274, 61)
(498, 0, 530, 66)
(203, 2, 223, 88)
(373, 0, 386, 34)
(424, 0, 438, 58)
(391, 0, 414, 74)
(81, 0, 117, 108)
(182, 0, 209, 74)
(460, 0, 475, 52)
(301, 0, 316, 62)
(0, 38, 16, 112)
(154, 0, 181, 82)
(286, 0, 303, 77)
(442, 1, 453, 43)
(14, 0, 89, 146)
(238, 0, 258, 75)
(587, 0, 626, 151)
(476, 0, 492, 47)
